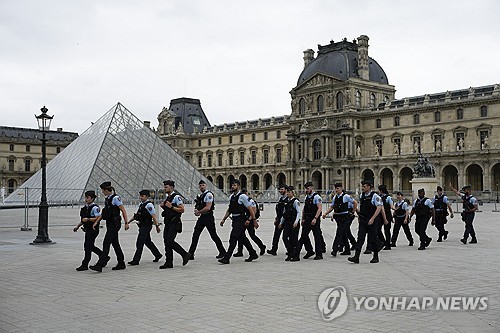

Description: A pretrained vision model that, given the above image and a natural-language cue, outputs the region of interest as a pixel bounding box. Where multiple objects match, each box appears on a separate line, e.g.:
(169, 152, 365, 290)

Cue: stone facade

(158, 35, 500, 199)
(0, 126, 78, 194)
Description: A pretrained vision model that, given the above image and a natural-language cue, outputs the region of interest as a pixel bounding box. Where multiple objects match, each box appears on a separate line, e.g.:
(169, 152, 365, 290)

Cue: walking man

(188, 180, 226, 260)
(267, 185, 288, 256)
(409, 188, 435, 250)
(218, 180, 259, 264)
(450, 184, 478, 244)
(432, 186, 454, 242)
(127, 190, 162, 266)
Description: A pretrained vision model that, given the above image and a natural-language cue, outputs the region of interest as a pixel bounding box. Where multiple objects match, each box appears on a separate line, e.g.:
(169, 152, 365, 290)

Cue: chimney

(143, 121, 151, 128)
(303, 49, 315, 68)
(357, 35, 369, 80)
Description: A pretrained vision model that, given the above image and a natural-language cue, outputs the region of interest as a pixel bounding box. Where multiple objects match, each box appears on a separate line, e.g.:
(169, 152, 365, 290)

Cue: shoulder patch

(376, 197, 381, 202)
(147, 206, 153, 211)
(95, 207, 100, 213)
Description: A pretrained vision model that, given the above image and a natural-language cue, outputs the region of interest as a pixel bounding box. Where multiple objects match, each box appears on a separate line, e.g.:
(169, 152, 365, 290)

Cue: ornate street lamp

(32, 106, 54, 244)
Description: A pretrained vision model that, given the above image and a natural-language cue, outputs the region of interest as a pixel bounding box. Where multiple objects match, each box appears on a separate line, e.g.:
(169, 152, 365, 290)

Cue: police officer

(188, 180, 226, 260)
(218, 180, 259, 264)
(378, 185, 393, 250)
(127, 190, 162, 266)
(73, 190, 103, 271)
(280, 186, 301, 261)
(293, 182, 324, 261)
(432, 186, 454, 242)
(390, 192, 414, 247)
(267, 185, 288, 256)
(159, 180, 190, 269)
(348, 180, 383, 264)
(234, 189, 266, 256)
(90, 182, 129, 272)
(322, 183, 357, 257)
(450, 184, 478, 244)
(409, 188, 435, 250)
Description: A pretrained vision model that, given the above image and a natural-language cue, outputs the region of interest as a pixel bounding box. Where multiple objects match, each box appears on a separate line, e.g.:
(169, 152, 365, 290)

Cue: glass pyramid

(5, 103, 227, 204)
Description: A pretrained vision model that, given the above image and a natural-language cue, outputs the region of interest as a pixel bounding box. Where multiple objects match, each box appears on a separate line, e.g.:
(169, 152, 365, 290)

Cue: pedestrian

(233, 189, 266, 256)
(127, 190, 162, 266)
(293, 181, 324, 261)
(280, 186, 301, 261)
(322, 183, 357, 257)
(377, 185, 393, 250)
(218, 180, 259, 264)
(187, 180, 226, 260)
(450, 184, 478, 244)
(90, 182, 129, 272)
(73, 190, 103, 271)
(390, 192, 414, 247)
(348, 180, 383, 264)
(409, 188, 435, 250)
(432, 186, 454, 242)
(159, 180, 190, 269)
(267, 184, 288, 256)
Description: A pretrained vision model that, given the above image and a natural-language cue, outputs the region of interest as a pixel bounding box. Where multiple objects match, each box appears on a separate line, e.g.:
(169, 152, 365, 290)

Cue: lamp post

(494, 183, 500, 213)
(32, 106, 54, 244)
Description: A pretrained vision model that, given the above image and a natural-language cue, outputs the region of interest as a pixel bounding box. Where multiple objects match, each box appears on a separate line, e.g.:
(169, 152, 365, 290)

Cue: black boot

(437, 235, 443, 242)
(469, 237, 477, 244)
(370, 251, 379, 263)
(348, 250, 360, 264)
(112, 261, 126, 270)
(76, 263, 88, 271)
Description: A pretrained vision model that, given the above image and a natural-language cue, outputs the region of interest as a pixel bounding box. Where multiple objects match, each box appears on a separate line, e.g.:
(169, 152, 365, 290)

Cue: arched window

(313, 139, 322, 160)
(336, 92, 344, 110)
(376, 118, 382, 128)
(370, 93, 376, 109)
(299, 98, 306, 115)
(457, 108, 464, 120)
(317, 95, 324, 113)
(355, 91, 361, 108)
(394, 116, 400, 127)
(336, 120, 341, 129)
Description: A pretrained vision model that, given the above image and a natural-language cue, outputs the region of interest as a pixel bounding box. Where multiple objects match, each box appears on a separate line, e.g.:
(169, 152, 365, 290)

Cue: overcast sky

(1, 0, 499, 134)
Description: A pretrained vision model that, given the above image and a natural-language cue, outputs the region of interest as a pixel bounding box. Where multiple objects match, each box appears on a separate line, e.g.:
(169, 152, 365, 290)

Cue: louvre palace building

(157, 35, 500, 199)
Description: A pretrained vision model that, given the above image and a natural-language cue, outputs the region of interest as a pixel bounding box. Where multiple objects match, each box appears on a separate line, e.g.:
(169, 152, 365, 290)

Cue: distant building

(158, 35, 500, 199)
(0, 126, 78, 194)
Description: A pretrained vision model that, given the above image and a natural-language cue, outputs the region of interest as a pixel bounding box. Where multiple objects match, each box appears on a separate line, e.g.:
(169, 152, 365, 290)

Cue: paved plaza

(0, 203, 499, 332)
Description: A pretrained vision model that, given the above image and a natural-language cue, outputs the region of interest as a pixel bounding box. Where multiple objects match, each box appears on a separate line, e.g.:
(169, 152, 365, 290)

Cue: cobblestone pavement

(0, 203, 498, 332)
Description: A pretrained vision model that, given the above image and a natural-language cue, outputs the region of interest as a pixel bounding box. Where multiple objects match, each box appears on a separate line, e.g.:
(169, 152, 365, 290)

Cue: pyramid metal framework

(5, 103, 227, 204)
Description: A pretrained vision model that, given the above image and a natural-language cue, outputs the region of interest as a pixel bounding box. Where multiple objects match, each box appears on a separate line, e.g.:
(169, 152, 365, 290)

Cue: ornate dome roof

(297, 38, 389, 86)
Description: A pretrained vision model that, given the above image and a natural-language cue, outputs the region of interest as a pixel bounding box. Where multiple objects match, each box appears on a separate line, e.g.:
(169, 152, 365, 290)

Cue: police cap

(100, 181, 112, 189)
(163, 180, 175, 187)
(84, 190, 96, 199)
(334, 183, 343, 188)
(139, 189, 150, 196)
(198, 180, 206, 185)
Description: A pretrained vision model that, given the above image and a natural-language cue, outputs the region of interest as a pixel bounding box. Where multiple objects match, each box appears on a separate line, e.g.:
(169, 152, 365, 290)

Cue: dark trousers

(237, 222, 265, 253)
(98, 222, 124, 265)
(163, 219, 188, 264)
(188, 214, 226, 255)
(434, 211, 448, 237)
(282, 221, 300, 256)
(391, 216, 413, 244)
(83, 228, 101, 265)
(415, 216, 431, 247)
(355, 216, 380, 253)
(224, 216, 256, 260)
(463, 212, 476, 239)
(332, 215, 349, 253)
(377, 219, 392, 247)
(296, 218, 323, 255)
(133, 225, 162, 262)
(270, 222, 283, 252)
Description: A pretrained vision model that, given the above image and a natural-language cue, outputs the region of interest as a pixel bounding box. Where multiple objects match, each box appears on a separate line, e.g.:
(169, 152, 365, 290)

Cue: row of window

(6, 158, 40, 172)
(7, 144, 61, 153)
(374, 106, 488, 129)
(188, 149, 283, 168)
(298, 91, 390, 114)
(197, 130, 282, 147)
(367, 130, 489, 157)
